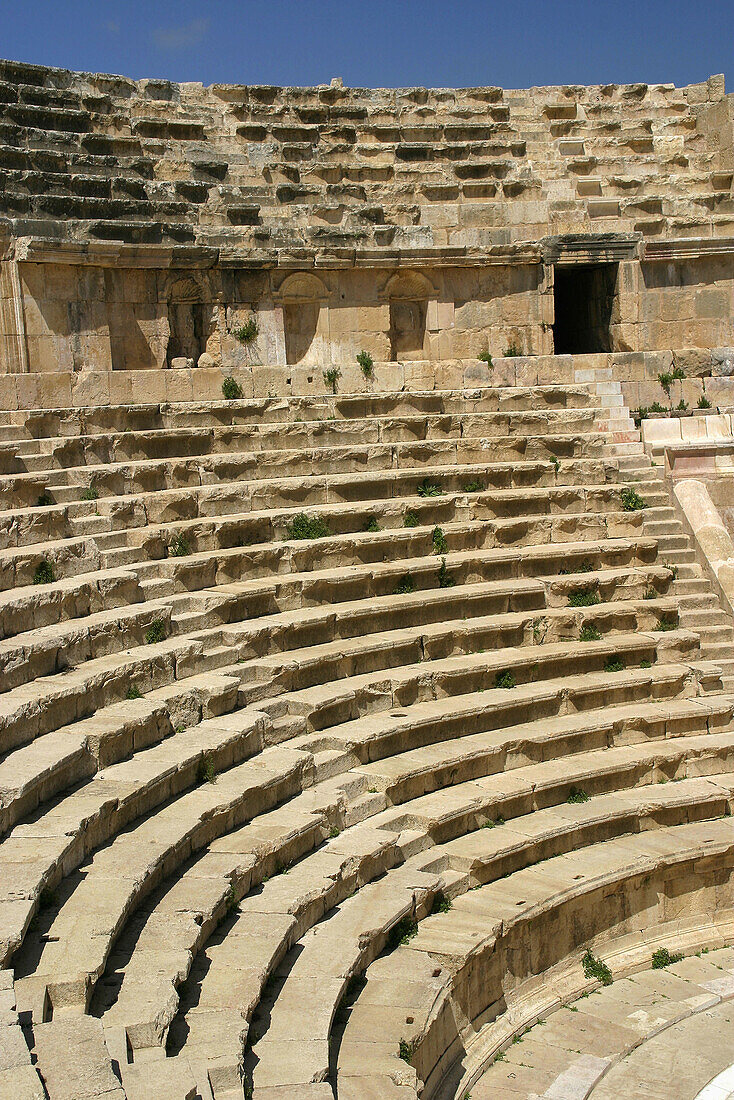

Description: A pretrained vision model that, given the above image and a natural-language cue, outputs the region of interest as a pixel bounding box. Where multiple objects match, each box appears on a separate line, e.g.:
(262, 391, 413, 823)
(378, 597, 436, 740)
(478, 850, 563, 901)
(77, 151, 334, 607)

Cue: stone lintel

(12, 238, 220, 269)
(642, 237, 734, 262)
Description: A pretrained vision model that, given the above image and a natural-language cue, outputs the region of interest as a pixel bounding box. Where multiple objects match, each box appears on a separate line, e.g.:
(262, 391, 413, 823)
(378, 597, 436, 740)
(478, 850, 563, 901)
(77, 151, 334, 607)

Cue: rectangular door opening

(552, 263, 618, 354)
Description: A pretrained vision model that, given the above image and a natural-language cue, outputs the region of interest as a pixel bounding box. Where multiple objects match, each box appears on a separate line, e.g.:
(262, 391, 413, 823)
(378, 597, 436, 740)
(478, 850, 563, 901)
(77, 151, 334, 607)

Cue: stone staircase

(0, 380, 733, 1100)
(578, 363, 734, 692)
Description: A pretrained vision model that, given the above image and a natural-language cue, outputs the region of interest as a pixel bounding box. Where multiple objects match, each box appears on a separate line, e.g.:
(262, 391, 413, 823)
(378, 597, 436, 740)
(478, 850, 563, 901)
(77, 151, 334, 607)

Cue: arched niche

(166, 276, 212, 365)
(381, 270, 436, 360)
(274, 273, 329, 366)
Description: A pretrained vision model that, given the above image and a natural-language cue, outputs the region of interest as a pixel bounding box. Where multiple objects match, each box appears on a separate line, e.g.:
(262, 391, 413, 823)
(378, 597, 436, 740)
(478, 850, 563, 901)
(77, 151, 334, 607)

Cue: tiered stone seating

(1, 381, 734, 1100)
(0, 60, 730, 252)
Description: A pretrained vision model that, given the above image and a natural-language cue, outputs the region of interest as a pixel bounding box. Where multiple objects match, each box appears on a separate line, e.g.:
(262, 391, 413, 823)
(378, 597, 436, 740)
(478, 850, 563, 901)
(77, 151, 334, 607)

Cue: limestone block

(253, 365, 291, 398)
(673, 347, 713, 377)
(172, 357, 194, 370)
(713, 348, 734, 377)
(70, 371, 111, 408)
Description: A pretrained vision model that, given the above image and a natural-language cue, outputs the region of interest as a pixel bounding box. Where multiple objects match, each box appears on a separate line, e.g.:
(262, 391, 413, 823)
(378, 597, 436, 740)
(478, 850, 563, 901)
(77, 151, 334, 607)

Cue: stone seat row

(5, 386, 599, 437)
(14, 659, 732, 1031)
(27, 741, 734, 1099)
(0, 557, 678, 825)
(0, 419, 608, 478)
(2, 414, 606, 477)
(0, 456, 631, 581)
(334, 816, 734, 1100)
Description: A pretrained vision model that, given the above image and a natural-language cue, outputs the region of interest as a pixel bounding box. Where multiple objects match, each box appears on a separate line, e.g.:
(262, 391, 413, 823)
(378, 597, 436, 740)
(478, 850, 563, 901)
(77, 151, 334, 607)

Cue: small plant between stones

(478, 348, 493, 368)
(567, 786, 590, 804)
(394, 573, 416, 595)
(82, 486, 99, 501)
(323, 366, 342, 394)
(651, 947, 683, 969)
(568, 587, 601, 608)
(286, 513, 330, 540)
(126, 686, 143, 700)
(198, 753, 217, 784)
(168, 534, 191, 557)
(357, 350, 374, 380)
(144, 619, 166, 645)
(416, 477, 442, 497)
(233, 316, 259, 345)
(582, 949, 613, 985)
(432, 526, 448, 555)
(222, 376, 243, 400)
(621, 487, 647, 512)
(495, 670, 516, 690)
(438, 558, 456, 588)
(404, 510, 420, 527)
(579, 624, 602, 642)
(33, 560, 55, 585)
(398, 1037, 416, 1063)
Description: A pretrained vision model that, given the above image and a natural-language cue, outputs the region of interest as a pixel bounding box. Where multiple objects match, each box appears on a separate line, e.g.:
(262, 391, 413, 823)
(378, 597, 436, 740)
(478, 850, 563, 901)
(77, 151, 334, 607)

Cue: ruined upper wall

(0, 59, 732, 264)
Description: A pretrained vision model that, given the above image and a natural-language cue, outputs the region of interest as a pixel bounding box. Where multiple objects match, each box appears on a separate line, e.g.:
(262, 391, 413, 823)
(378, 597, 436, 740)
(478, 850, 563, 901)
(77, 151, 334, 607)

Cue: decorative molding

(542, 234, 641, 265)
(642, 237, 734, 262)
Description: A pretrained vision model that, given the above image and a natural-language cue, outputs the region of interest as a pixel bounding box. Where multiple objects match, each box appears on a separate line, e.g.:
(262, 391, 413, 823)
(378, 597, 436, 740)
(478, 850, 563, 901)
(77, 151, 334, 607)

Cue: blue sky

(4, 1, 733, 89)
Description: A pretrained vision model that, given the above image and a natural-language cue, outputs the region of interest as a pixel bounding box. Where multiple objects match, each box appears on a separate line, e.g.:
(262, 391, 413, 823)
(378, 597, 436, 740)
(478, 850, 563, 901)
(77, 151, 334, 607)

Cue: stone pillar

(0, 258, 29, 374)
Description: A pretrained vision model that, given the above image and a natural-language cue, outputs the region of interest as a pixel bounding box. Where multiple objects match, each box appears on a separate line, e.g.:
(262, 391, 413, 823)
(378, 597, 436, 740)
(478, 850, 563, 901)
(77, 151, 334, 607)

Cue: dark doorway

(552, 264, 618, 354)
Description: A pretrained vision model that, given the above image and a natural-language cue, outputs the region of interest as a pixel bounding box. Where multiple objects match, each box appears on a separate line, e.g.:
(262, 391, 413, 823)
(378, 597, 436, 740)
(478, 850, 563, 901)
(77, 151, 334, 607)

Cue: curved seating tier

(0, 384, 733, 1100)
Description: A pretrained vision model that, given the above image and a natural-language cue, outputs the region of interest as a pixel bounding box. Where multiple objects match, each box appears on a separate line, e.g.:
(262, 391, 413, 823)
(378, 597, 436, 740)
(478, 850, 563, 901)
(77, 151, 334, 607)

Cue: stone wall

(0, 60, 732, 384)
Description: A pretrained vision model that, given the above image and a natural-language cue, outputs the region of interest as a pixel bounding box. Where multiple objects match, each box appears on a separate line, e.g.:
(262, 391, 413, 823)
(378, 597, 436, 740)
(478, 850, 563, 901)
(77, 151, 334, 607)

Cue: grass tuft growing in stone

(579, 624, 602, 642)
(389, 917, 419, 950)
(82, 486, 99, 501)
(168, 534, 191, 557)
(504, 341, 522, 357)
(432, 526, 448, 555)
(604, 657, 625, 672)
(287, 513, 330, 540)
(398, 1038, 416, 1063)
(462, 479, 484, 493)
(568, 587, 601, 608)
(698, 394, 712, 409)
(431, 891, 452, 914)
(567, 786, 590, 804)
(656, 617, 677, 632)
(33, 559, 55, 585)
(560, 560, 593, 575)
(652, 947, 684, 969)
(478, 348, 493, 367)
(438, 558, 456, 588)
(357, 349, 374, 379)
(323, 366, 342, 394)
(495, 670, 516, 690)
(233, 316, 259, 345)
(126, 686, 143, 700)
(416, 477, 443, 497)
(221, 376, 243, 400)
(394, 574, 416, 595)
(582, 949, 613, 985)
(621, 487, 647, 512)
(404, 510, 420, 527)
(144, 619, 166, 644)
(37, 492, 53, 507)
(198, 753, 217, 784)
(364, 516, 380, 532)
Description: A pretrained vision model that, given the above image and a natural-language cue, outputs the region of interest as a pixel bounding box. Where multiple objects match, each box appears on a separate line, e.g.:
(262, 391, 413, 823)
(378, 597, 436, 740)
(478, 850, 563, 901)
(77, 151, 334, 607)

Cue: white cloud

(152, 18, 209, 51)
